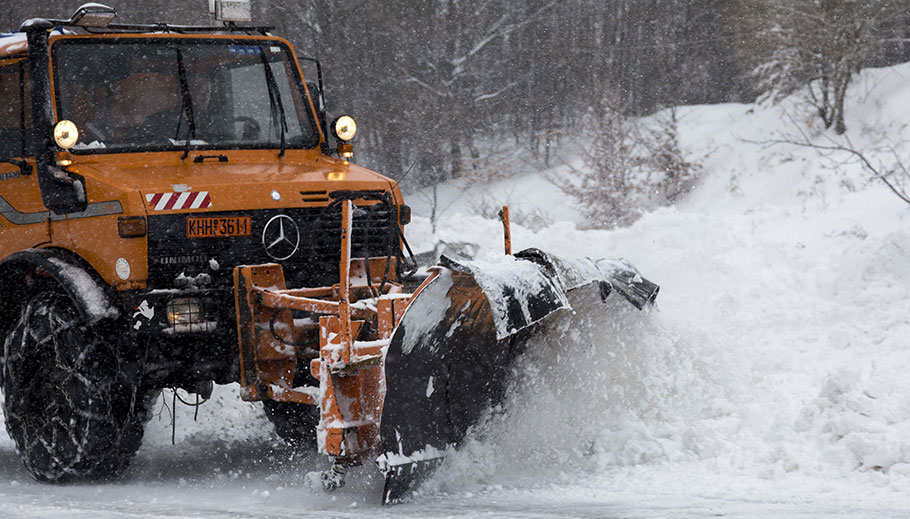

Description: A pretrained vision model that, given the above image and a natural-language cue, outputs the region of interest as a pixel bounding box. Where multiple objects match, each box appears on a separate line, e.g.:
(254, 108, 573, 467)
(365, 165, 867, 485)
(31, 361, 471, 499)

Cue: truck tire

(262, 399, 320, 450)
(2, 290, 150, 482)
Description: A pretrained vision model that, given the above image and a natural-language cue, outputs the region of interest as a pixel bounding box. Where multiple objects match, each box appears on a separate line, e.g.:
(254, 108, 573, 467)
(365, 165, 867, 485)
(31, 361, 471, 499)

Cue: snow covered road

(1, 441, 908, 518)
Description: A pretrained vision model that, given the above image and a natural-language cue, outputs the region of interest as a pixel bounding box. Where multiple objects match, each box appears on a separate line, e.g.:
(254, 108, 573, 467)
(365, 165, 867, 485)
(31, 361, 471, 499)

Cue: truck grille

(146, 203, 398, 290)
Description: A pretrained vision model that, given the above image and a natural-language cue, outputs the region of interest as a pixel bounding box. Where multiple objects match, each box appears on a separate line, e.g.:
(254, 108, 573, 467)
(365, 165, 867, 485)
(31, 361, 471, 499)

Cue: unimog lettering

(153, 254, 210, 266)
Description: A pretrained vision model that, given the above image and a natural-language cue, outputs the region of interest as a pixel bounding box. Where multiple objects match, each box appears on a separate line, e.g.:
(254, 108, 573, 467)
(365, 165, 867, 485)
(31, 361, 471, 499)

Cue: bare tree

(550, 93, 700, 229)
(390, 0, 556, 184)
(736, 0, 902, 135)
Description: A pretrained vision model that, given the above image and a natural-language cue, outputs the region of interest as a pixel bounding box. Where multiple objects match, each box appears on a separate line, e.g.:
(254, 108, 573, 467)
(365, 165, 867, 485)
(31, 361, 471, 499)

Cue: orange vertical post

(498, 205, 512, 255)
(339, 200, 353, 365)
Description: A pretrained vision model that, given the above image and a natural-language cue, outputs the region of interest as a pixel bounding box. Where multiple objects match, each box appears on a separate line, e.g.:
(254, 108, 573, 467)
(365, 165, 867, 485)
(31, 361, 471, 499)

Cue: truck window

(227, 57, 310, 146)
(52, 39, 319, 154)
(0, 57, 32, 158)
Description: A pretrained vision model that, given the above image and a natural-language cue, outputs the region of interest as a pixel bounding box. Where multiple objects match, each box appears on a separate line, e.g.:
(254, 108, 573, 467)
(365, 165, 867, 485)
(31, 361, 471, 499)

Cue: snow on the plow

(398, 269, 455, 355)
(461, 254, 569, 339)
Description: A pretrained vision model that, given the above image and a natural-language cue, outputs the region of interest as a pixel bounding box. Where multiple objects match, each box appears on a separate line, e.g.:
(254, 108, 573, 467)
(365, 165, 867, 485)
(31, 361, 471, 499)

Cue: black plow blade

(379, 453, 445, 505)
(378, 249, 659, 503)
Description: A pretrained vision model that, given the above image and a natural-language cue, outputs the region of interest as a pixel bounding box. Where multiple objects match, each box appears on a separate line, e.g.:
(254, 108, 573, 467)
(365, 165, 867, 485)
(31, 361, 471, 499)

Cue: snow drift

(402, 62, 910, 507)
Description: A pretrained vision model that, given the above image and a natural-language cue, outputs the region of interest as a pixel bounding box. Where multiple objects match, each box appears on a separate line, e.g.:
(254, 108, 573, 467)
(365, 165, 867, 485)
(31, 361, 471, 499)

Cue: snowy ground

(4, 64, 910, 517)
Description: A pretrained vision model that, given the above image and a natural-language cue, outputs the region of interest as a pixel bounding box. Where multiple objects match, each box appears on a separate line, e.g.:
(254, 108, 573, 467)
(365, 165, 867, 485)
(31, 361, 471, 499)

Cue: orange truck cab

(0, 3, 410, 482)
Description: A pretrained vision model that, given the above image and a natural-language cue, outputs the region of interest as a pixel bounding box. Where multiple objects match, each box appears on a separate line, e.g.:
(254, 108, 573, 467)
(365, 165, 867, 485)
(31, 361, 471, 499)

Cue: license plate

(186, 216, 251, 238)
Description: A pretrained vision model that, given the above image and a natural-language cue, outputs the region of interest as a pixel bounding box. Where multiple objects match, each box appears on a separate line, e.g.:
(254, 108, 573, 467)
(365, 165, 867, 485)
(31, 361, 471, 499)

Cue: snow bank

(400, 63, 910, 502)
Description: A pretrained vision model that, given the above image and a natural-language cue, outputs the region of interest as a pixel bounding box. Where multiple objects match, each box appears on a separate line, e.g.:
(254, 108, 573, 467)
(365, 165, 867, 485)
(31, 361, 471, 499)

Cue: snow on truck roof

(0, 29, 72, 57)
(0, 32, 28, 56)
(0, 29, 281, 58)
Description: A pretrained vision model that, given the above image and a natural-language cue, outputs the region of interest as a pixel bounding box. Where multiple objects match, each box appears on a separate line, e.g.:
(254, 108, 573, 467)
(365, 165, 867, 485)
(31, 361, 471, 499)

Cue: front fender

(0, 248, 120, 330)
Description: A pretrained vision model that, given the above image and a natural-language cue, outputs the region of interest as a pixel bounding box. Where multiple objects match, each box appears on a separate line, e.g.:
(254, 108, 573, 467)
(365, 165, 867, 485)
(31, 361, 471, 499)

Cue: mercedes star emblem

(262, 214, 300, 260)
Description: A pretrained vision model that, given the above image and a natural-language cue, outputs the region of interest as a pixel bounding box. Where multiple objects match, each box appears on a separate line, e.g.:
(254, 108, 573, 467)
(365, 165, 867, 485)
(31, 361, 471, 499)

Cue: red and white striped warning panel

(145, 191, 212, 211)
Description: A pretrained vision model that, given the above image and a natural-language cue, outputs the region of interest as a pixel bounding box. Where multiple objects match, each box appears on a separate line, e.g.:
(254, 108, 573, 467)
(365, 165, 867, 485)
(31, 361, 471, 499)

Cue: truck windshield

(52, 39, 319, 153)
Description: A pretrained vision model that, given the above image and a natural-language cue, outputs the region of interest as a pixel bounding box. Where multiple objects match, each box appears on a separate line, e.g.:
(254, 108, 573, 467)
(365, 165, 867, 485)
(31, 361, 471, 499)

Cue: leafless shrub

(761, 117, 910, 206)
(550, 95, 700, 229)
(469, 195, 555, 232)
(646, 109, 700, 204)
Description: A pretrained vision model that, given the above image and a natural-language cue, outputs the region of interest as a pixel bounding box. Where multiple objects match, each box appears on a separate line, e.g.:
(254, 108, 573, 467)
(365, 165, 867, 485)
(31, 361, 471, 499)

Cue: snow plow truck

(0, 3, 658, 503)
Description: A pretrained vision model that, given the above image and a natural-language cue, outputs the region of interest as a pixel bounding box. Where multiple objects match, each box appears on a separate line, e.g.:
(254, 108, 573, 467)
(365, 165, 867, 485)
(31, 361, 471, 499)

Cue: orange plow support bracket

(233, 199, 408, 462)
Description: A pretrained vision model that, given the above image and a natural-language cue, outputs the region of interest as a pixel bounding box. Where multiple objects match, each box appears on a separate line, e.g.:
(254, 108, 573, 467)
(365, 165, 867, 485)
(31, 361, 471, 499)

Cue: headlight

(332, 115, 357, 141)
(53, 120, 79, 149)
(167, 297, 204, 326)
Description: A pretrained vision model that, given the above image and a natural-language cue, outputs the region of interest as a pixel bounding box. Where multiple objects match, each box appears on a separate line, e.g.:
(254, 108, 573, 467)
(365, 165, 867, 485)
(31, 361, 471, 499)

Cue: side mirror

(43, 165, 88, 214)
(23, 26, 88, 214)
(306, 80, 327, 137)
(297, 56, 329, 146)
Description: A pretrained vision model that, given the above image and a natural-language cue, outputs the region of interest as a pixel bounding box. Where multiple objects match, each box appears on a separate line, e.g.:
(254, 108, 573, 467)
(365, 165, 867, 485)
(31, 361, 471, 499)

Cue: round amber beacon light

(332, 115, 357, 142)
(54, 120, 79, 149)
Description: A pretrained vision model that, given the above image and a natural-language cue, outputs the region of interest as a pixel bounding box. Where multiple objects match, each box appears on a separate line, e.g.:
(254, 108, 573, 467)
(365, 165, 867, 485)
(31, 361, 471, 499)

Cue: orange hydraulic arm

(233, 200, 409, 463)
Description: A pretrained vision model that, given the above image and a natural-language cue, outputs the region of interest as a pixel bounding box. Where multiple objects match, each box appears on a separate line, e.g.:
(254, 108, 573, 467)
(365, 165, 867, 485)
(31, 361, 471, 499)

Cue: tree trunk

(819, 75, 833, 129)
(834, 75, 849, 135)
(430, 183, 438, 235)
(450, 139, 462, 179)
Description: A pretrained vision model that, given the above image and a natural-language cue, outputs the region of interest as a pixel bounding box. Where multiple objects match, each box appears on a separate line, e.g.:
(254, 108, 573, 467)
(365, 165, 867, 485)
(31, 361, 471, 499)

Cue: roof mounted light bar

(20, 2, 270, 35)
(85, 23, 274, 35)
(213, 0, 252, 23)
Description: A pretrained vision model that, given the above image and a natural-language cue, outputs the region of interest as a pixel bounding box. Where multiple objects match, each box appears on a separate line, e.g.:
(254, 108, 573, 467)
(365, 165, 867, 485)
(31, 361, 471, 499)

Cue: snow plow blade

(379, 454, 445, 505)
(378, 248, 658, 503)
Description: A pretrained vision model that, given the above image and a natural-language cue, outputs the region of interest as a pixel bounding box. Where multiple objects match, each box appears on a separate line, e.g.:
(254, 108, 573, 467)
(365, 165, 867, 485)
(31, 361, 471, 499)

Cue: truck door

(0, 56, 50, 252)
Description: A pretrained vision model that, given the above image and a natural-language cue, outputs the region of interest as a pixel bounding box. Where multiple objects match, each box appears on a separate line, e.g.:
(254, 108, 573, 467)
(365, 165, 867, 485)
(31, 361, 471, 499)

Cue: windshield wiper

(175, 49, 196, 160)
(259, 51, 288, 158)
